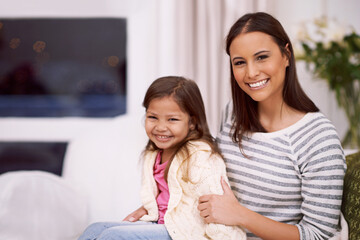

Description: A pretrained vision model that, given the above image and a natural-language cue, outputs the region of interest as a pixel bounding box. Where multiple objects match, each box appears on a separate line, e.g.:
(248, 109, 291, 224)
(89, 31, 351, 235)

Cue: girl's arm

(198, 178, 300, 240)
(185, 148, 246, 239)
(123, 206, 147, 222)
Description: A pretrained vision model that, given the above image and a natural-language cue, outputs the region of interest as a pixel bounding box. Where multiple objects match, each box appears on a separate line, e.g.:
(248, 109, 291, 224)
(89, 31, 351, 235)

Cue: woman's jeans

(77, 221, 172, 240)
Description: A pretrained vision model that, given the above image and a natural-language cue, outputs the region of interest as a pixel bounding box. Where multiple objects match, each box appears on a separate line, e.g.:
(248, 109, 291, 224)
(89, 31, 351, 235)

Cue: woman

(197, 12, 347, 240)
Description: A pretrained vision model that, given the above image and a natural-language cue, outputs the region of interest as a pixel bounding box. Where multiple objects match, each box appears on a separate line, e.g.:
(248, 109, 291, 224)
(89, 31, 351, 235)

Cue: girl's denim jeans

(78, 221, 172, 240)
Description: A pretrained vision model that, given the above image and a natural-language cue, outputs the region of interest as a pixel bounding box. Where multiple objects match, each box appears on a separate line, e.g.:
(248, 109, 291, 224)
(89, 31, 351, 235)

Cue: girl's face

(229, 31, 289, 103)
(145, 96, 194, 158)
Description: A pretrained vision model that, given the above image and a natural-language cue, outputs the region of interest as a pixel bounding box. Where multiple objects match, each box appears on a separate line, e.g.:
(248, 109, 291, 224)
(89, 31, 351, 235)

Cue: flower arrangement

(295, 16, 360, 149)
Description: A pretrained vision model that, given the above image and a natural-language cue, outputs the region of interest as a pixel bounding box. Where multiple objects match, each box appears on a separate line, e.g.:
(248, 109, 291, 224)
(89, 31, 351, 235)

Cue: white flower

(293, 22, 310, 42)
(295, 16, 353, 49)
(321, 17, 352, 47)
(349, 54, 359, 65)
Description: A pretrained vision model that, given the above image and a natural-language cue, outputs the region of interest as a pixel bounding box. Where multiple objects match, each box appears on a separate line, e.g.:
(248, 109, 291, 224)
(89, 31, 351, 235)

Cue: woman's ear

(285, 43, 291, 67)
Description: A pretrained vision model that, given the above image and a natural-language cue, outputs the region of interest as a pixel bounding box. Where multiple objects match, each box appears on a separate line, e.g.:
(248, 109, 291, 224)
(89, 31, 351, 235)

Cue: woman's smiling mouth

(248, 79, 269, 88)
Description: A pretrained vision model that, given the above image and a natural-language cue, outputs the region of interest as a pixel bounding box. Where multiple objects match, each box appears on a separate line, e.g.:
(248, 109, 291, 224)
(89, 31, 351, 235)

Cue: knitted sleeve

(139, 151, 159, 222)
(189, 149, 246, 240)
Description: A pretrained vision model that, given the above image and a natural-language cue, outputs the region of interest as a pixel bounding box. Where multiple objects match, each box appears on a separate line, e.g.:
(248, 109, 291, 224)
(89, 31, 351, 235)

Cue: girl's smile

(154, 134, 173, 141)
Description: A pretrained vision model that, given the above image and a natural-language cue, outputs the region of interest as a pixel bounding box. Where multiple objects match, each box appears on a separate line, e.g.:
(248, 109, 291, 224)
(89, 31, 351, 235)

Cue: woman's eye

(234, 60, 245, 66)
(257, 55, 268, 61)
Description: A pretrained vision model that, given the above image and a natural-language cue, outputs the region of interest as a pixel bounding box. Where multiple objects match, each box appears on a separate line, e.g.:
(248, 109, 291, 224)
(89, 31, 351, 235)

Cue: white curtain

(152, 0, 271, 134)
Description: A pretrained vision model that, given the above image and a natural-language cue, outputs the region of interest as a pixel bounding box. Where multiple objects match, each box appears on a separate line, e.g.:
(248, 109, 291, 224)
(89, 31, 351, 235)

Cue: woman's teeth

(249, 79, 268, 88)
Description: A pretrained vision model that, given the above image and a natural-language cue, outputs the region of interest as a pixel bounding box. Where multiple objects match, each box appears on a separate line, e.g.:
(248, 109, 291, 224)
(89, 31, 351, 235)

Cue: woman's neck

(258, 100, 305, 132)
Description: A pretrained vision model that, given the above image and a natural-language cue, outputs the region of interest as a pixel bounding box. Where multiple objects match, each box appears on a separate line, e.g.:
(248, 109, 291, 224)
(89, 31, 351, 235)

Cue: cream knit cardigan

(139, 140, 246, 240)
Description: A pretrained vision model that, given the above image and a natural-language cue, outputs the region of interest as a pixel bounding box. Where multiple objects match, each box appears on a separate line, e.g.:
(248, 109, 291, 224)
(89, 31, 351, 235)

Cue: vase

(335, 80, 360, 149)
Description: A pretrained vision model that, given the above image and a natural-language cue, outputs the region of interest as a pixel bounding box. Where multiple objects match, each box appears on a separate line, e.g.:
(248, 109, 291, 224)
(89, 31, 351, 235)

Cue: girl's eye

(147, 115, 157, 120)
(169, 118, 179, 121)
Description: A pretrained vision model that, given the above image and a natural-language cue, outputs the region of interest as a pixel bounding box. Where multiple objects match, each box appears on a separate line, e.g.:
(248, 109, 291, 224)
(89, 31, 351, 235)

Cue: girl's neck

(161, 150, 173, 164)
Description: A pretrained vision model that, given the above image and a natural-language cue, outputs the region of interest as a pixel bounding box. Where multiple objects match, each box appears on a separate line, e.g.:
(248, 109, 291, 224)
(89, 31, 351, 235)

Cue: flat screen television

(0, 18, 127, 117)
(0, 141, 68, 176)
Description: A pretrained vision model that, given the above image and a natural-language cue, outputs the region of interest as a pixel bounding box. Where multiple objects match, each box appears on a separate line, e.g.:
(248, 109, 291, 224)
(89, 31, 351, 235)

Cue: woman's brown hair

(225, 12, 319, 146)
(142, 76, 221, 180)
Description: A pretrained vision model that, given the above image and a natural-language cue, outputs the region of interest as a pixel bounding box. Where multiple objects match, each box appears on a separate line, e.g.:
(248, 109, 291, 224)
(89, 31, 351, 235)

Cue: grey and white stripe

(217, 103, 346, 240)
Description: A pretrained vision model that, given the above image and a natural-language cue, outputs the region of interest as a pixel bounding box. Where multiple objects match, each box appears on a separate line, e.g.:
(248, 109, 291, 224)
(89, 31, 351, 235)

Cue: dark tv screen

(0, 18, 127, 117)
(0, 141, 68, 176)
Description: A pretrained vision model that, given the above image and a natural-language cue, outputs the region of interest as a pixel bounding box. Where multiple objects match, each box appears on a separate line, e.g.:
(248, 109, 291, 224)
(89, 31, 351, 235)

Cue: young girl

(78, 76, 246, 240)
(197, 12, 347, 240)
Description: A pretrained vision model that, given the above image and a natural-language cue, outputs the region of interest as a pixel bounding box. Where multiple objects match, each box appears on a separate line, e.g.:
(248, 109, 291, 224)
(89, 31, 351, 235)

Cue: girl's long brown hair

(225, 12, 319, 147)
(143, 76, 221, 180)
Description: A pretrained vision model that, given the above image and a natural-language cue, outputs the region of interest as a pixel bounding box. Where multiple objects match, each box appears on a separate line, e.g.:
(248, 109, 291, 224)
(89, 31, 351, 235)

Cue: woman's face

(229, 31, 289, 103)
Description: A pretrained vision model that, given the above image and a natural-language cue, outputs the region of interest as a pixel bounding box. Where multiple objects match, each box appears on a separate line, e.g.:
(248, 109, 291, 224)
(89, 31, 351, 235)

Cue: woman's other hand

(123, 206, 148, 222)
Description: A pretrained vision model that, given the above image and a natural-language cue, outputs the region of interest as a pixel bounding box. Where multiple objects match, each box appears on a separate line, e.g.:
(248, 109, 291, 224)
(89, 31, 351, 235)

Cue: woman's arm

(198, 178, 300, 240)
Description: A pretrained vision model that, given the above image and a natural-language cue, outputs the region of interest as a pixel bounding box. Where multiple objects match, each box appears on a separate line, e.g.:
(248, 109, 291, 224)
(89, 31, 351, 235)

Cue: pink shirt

(153, 151, 170, 224)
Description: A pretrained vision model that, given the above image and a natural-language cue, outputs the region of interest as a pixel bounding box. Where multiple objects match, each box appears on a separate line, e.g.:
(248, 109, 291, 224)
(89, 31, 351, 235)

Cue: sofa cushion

(0, 170, 88, 240)
(342, 151, 360, 240)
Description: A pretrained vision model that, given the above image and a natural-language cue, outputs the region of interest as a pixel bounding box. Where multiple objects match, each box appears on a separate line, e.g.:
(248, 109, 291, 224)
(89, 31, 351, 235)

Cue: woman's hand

(198, 177, 243, 226)
(123, 206, 147, 222)
(199, 177, 300, 240)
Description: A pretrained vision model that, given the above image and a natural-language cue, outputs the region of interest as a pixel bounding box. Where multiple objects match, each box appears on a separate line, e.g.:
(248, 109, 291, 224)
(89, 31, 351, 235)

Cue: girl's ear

(189, 117, 196, 131)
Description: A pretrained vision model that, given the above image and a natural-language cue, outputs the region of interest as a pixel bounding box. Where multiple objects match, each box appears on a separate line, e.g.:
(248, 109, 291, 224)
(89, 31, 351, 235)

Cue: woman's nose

(247, 62, 260, 79)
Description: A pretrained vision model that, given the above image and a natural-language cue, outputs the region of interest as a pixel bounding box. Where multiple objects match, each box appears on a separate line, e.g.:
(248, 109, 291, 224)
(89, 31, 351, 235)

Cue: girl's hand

(123, 206, 148, 222)
(198, 177, 243, 226)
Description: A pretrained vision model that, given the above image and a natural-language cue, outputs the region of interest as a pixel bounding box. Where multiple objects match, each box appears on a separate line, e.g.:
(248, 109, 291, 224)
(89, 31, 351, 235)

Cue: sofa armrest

(342, 151, 360, 240)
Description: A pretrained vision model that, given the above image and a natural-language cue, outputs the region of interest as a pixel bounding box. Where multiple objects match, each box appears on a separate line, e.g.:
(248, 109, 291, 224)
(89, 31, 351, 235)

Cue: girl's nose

(155, 121, 167, 131)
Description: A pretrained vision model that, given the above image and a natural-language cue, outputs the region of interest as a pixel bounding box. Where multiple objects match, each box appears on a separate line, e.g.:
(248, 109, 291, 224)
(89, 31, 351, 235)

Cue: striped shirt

(217, 103, 346, 240)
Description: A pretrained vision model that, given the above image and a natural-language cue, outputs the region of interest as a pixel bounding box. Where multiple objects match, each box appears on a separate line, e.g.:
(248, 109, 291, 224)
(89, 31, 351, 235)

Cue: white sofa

(0, 115, 147, 240)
